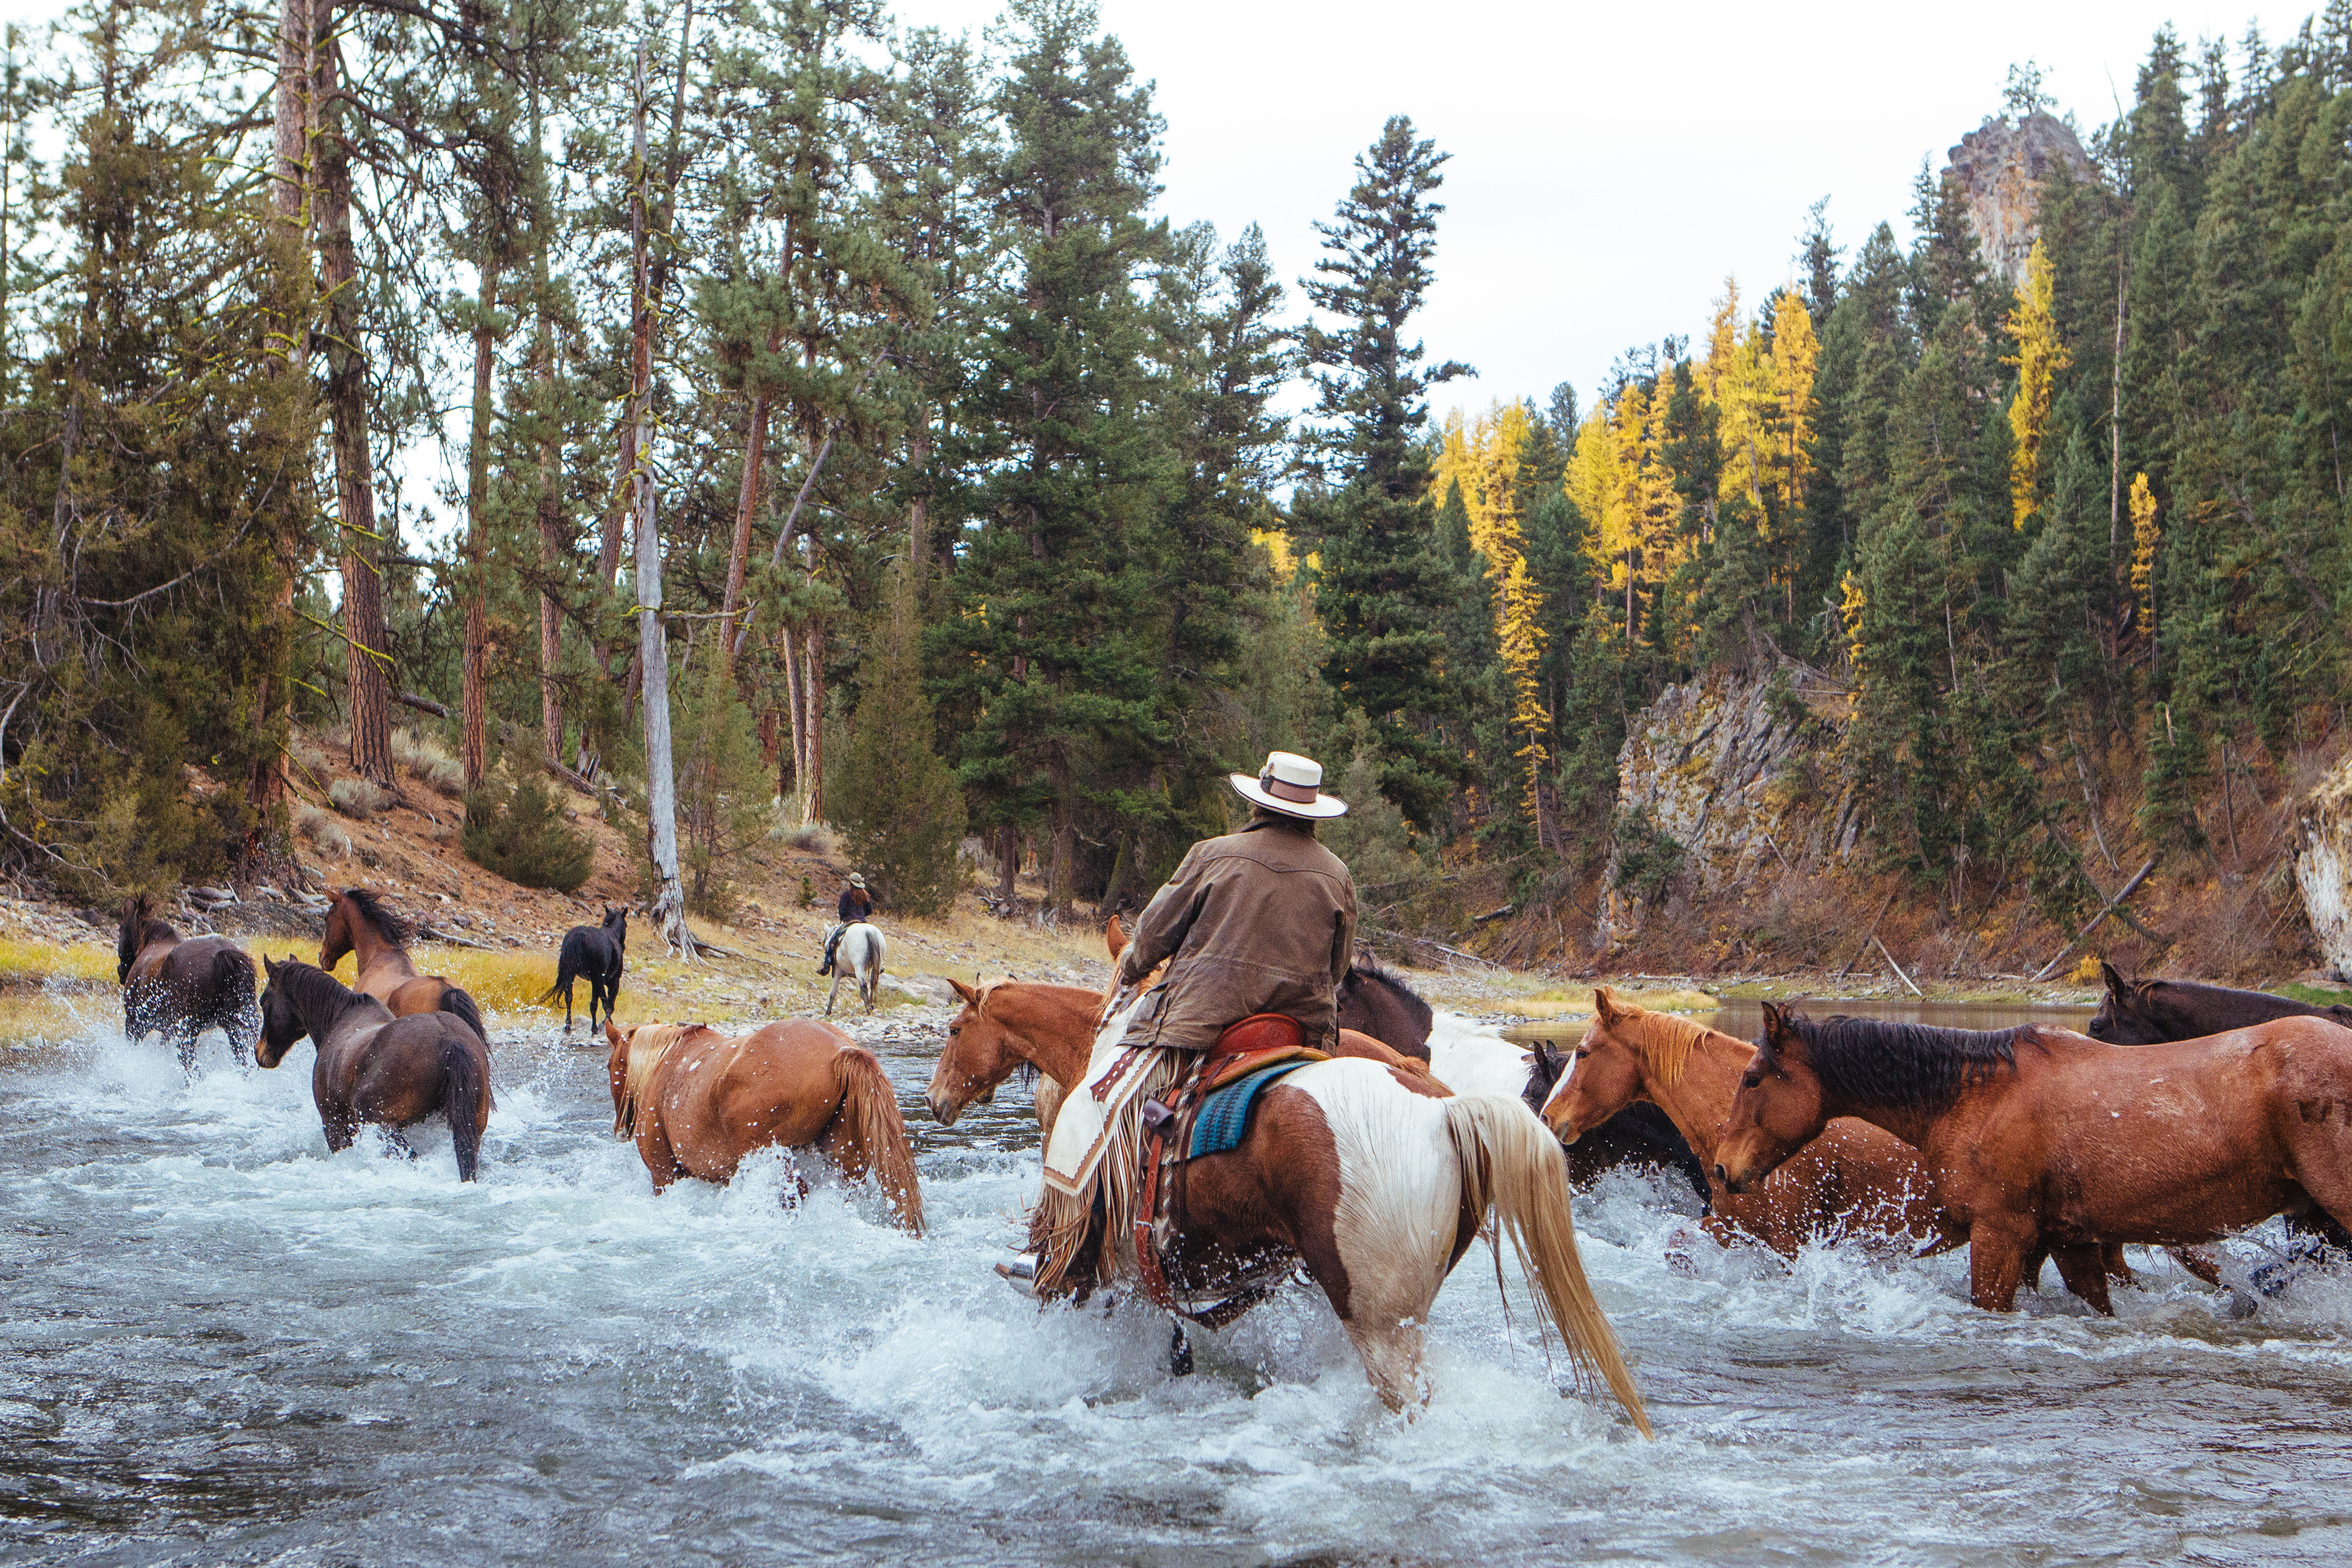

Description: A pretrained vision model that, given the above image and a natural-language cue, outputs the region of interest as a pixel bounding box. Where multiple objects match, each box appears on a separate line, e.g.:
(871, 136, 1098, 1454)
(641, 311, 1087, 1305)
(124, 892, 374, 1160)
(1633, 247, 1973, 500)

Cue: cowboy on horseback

(1105, 751, 1355, 1054)
(817, 873, 874, 978)
(1024, 750, 1355, 1303)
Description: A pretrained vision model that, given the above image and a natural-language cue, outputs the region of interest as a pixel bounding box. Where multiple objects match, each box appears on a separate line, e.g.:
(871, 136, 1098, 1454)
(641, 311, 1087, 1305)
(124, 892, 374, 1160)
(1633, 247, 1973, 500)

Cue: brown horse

(926, 976, 1650, 1429)
(117, 894, 259, 1073)
(1540, 988, 1957, 1256)
(606, 1018, 924, 1233)
(1717, 1004, 2352, 1313)
(257, 956, 493, 1180)
(319, 888, 488, 1046)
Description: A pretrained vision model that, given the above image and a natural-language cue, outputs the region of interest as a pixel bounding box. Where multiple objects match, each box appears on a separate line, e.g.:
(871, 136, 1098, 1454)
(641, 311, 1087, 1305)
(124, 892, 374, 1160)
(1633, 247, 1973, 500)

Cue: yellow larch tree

(2005, 238, 2070, 530)
(2129, 471, 2159, 638)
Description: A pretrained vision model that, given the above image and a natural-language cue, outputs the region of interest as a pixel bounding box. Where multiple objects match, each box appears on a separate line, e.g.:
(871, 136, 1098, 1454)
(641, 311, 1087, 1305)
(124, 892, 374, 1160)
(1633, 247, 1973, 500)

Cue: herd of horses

(106, 883, 2352, 1434)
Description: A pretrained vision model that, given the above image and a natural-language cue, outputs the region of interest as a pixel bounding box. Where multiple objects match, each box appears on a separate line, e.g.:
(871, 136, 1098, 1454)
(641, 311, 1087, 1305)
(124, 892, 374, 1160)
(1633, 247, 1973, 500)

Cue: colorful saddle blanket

(1189, 1057, 1317, 1159)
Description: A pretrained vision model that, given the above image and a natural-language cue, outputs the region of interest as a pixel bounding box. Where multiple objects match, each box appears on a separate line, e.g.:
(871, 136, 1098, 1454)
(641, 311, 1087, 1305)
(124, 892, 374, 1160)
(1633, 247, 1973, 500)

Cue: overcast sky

(892, 0, 2315, 424)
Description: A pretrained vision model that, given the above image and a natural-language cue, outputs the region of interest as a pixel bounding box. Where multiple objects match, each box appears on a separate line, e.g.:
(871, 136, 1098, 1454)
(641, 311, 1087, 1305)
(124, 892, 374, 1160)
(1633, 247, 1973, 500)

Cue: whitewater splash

(8, 1006, 2352, 1564)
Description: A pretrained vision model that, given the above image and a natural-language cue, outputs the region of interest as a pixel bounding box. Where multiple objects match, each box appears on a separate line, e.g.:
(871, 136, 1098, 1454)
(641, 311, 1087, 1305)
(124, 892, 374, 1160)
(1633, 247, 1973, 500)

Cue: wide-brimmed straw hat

(1229, 751, 1348, 820)
(848, 873, 867, 888)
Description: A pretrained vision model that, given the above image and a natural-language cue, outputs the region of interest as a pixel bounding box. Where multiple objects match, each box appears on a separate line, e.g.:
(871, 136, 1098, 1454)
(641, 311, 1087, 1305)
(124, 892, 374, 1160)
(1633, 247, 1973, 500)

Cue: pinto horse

(257, 956, 493, 1180)
(824, 923, 886, 1017)
(546, 907, 626, 1033)
(117, 894, 258, 1072)
(319, 888, 489, 1046)
(1541, 988, 1957, 1256)
(1717, 1004, 2352, 1313)
(926, 976, 1650, 1429)
(605, 1019, 923, 1232)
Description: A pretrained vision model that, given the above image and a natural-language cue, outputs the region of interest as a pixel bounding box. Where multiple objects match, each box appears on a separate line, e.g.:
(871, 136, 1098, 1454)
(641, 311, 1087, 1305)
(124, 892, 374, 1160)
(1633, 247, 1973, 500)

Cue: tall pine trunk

(462, 257, 501, 788)
(628, 41, 691, 957)
(317, 36, 391, 786)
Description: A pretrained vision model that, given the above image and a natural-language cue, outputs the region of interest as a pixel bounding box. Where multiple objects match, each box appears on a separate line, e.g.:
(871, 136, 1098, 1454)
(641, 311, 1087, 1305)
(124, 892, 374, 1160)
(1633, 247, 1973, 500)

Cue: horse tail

(213, 945, 260, 1058)
(1443, 1093, 1651, 1438)
(826, 1046, 924, 1235)
(539, 938, 579, 1006)
(438, 985, 489, 1048)
(440, 1032, 491, 1182)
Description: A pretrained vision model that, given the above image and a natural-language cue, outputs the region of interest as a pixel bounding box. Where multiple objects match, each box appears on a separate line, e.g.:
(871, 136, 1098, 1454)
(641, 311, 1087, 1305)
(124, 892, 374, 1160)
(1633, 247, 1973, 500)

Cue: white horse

(825, 922, 886, 1016)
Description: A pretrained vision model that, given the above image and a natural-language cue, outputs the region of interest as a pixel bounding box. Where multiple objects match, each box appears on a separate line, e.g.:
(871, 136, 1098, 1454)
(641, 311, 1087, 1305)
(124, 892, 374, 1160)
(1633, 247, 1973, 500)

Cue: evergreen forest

(6, 0, 2352, 975)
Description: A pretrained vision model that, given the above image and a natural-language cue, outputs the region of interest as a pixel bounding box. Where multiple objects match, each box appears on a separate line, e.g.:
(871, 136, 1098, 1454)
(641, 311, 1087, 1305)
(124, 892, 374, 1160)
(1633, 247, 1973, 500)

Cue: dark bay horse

(117, 894, 258, 1072)
(606, 1018, 923, 1231)
(926, 976, 1650, 1429)
(258, 956, 493, 1181)
(2089, 961, 2352, 1044)
(546, 907, 626, 1033)
(1717, 1003, 2352, 1313)
(319, 888, 488, 1045)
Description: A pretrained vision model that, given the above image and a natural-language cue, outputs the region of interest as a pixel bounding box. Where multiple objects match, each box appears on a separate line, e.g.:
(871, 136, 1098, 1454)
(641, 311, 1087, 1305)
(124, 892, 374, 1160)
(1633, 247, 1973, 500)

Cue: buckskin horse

(604, 1019, 923, 1232)
(926, 975, 1650, 1431)
(117, 894, 258, 1073)
(1716, 1003, 2352, 1313)
(546, 906, 627, 1033)
(319, 888, 489, 1046)
(257, 956, 493, 1181)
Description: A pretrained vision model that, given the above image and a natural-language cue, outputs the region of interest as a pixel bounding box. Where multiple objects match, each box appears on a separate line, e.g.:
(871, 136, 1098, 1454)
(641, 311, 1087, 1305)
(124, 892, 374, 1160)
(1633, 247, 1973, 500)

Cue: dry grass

(0, 938, 118, 990)
(295, 802, 355, 858)
(392, 727, 465, 797)
(330, 777, 392, 819)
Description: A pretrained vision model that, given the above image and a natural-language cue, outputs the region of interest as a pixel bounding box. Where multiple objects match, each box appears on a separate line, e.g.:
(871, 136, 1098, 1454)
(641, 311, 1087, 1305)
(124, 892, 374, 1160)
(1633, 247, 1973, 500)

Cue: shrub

(392, 727, 465, 797)
(462, 774, 594, 892)
(1611, 806, 1686, 906)
(329, 777, 391, 819)
(786, 822, 835, 855)
(294, 802, 354, 858)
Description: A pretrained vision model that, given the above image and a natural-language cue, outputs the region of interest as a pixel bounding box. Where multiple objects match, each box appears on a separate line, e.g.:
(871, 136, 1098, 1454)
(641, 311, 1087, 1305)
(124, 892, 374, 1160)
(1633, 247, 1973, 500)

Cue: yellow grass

(0, 939, 117, 989)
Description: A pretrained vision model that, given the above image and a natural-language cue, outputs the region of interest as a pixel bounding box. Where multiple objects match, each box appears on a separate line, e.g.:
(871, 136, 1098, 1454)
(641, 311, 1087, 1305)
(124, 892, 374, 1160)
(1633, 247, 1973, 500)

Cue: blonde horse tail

(1443, 1094, 1651, 1438)
(827, 1046, 925, 1236)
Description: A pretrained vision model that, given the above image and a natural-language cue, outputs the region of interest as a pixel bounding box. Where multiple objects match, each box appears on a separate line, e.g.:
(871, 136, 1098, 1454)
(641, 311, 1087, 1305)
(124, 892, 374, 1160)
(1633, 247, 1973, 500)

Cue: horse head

(1540, 988, 1642, 1140)
(255, 954, 313, 1069)
(116, 893, 158, 983)
(928, 977, 1028, 1126)
(605, 906, 628, 950)
(1716, 1002, 1830, 1194)
(2086, 960, 2165, 1045)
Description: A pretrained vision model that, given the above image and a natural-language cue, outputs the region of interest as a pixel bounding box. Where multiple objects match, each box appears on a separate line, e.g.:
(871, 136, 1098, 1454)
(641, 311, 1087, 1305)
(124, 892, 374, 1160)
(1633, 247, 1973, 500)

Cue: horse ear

(603, 1019, 624, 1047)
(1593, 985, 1621, 1019)
(2099, 960, 2129, 999)
(1105, 915, 1127, 960)
(947, 977, 979, 1005)
(1761, 1002, 1805, 1055)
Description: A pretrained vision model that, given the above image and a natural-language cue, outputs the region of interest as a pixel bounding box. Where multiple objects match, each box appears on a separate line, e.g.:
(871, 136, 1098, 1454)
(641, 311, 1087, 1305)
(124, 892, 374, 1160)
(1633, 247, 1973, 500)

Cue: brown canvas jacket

(1112, 816, 1357, 1053)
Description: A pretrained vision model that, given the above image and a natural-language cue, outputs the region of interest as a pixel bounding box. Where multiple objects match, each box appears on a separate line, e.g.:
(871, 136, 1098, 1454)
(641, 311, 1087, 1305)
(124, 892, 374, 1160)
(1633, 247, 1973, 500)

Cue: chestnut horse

(1541, 988, 1957, 1257)
(1717, 1004, 2352, 1312)
(926, 977, 1650, 1429)
(319, 888, 489, 1046)
(117, 894, 258, 1073)
(606, 1019, 923, 1233)
(257, 957, 493, 1180)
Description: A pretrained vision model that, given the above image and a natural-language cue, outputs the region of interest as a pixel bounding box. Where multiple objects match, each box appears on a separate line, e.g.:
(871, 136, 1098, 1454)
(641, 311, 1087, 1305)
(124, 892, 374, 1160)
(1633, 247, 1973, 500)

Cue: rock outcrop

(1943, 112, 2097, 286)
(1595, 665, 1861, 948)
(2297, 755, 2352, 979)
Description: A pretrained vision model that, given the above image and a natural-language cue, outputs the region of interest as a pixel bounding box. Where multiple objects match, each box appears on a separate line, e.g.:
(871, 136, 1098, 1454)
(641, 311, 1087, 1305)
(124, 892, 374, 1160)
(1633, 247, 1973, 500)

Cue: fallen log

(2030, 856, 2160, 983)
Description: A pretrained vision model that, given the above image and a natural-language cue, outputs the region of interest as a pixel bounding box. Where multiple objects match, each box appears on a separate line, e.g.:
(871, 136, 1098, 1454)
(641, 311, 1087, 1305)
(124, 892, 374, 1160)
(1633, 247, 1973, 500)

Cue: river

(6, 994, 2352, 1565)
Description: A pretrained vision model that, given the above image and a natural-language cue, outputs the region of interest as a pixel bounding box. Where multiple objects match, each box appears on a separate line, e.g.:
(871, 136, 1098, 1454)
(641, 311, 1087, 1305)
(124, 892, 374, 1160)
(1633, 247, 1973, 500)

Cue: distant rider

(818, 873, 874, 977)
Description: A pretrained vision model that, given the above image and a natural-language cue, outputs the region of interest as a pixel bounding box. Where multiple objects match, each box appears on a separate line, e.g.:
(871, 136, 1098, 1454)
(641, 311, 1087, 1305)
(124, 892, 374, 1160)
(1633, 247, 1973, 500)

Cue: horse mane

(1767, 1011, 2037, 1113)
(614, 1023, 714, 1138)
(118, 893, 177, 959)
(273, 958, 361, 1019)
(1605, 1003, 1713, 1087)
(340, 887, 413, 948)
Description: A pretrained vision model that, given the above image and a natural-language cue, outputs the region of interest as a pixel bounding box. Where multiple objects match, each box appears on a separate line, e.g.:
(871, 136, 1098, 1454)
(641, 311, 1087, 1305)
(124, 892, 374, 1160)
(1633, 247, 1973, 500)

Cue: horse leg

(172, 1022, 198, 1078)
(825, 968, 843, 1018)
(1968, 1221, 2036, 1312)
(2050, 1243, 2117, 1316)
(2100, 1241, 2136, 1285)
(382, 1126, 418, 1161)
(1167, 1319, 1194, 1377)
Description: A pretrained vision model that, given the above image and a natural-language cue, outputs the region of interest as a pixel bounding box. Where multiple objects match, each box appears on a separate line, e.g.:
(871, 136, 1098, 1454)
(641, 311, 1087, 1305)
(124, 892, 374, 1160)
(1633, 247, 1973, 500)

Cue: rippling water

(8, 995, 2352, 1566)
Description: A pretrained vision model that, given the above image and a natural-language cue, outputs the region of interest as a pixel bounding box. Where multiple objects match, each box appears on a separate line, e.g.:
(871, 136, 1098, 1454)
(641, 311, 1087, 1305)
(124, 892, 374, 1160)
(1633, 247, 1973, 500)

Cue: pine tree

(2005, 239, 2070, 529)
(1297, 114, 1471, 831)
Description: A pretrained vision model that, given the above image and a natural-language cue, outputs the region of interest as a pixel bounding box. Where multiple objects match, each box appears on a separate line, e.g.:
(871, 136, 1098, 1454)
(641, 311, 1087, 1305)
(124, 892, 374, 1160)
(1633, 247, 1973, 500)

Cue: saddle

(1131, 1014, 1328, 1324)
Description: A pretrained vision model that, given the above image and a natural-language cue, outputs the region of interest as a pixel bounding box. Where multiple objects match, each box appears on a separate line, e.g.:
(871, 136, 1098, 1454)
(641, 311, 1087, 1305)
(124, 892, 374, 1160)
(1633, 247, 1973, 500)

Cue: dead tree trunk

(461, 255, 502, 789)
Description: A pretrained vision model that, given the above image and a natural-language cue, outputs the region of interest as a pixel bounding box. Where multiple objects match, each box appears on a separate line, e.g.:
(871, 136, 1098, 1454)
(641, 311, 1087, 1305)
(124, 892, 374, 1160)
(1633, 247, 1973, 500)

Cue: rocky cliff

(2297, 754, 2352, 979)
(1595, 664, 1861, 949)
(1944, 112, 2096, 286)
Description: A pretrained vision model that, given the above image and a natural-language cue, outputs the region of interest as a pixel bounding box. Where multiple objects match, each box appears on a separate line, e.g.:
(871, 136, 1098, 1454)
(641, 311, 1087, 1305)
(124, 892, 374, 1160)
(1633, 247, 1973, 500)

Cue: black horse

(2090, 960, 2352, 1260)
(117, 894, 258, 1073)
(1338, 952, 1710, 1205)
(544, 906, 626, 1034)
